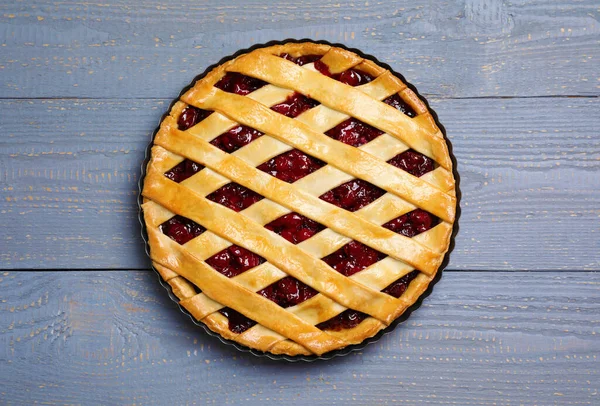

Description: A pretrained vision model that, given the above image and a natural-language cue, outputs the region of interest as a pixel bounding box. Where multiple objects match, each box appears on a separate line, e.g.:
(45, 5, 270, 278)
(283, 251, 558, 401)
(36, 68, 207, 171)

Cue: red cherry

(207, 251, 230, 270)
(383, 209, 439, 238)
(325, 118, 383, 147)
(383, 93, 417, 118)
(411, 209, 433, 232)
(313, 60, 331, 76)
(296, 228, 313, 242)
(294, 55, 322, 66)
(280, 230, 294, 243)
(322, 241, 385, 277)
(271, 93, 319, 118)
(335, 69, 374, 86)
(220, 308, 256, 334)
(159, 215, 206, 245)
(210, 125, 263, 153)
(316, 309, 368, 331)
(259, 285, 278, 302)
(319, 180, 385, 212)
(164, 159, 204, 183)
(177, 106, 212, 130)
(279, 53, 322, 67)
(257, 149, 325, 183)
(206, 245, 264, 277)
(257, 277, 317, 308)
(215, 72, 266, 95)
(206, 183, 263, 212)
(264, 213, 325, 245)
(388, 149, 434, 177)
(382, 270, 419, 298)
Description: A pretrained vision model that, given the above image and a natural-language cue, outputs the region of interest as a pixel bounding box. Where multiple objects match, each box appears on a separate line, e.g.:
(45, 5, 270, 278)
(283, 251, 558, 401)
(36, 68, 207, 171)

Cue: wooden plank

(1, 97, 599, 271)
(0, 270, 598, 404)
(0, 0, 598, 99)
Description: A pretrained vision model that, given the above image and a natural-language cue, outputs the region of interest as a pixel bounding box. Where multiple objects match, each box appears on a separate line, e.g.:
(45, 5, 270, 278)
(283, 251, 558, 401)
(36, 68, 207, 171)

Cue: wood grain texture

(1, 1, 599, 404)
(1, 97, 598, 270)
(0, 270, 598, 405)
(0, 0, 598, 99)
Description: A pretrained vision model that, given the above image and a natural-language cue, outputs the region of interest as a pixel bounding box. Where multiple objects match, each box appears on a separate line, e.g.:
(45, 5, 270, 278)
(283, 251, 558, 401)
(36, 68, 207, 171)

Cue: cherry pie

(141, 42, 456, 357)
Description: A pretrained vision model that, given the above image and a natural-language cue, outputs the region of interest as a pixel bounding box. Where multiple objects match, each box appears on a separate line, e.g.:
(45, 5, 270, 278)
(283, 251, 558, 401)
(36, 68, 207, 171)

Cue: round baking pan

(138, 39, 461, 362)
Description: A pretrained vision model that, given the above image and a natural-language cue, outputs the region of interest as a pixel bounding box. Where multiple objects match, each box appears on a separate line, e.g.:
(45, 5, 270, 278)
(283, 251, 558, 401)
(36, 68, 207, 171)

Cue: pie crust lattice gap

(141, 42, 456, 357)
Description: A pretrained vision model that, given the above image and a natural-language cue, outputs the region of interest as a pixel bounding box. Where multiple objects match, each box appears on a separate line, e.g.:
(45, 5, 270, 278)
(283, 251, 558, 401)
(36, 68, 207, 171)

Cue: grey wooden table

(1, 1, 599, 404)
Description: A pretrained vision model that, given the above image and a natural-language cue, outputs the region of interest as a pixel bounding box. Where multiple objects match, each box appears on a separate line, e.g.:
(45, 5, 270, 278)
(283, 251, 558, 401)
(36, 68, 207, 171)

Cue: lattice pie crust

(142, 43, 456, 356)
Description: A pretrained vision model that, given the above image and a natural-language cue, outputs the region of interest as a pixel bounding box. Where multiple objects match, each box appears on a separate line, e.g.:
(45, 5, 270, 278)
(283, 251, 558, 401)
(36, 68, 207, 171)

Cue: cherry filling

(313, 60, 331, 76)
(259, 276, 318, 308)
(177, 106, 213, 131)
(334, 69, 374, 87)
(205, 242, 267, 334)
(220, 308, 257, 334)
(325, 118, 383, 147)
(221, 275, 318, 334)
(316, 309, 368, 331)
(265, 213, 325, 244)
(210, 125, 264, 153)
(382, 270, 420, 298)
(382, 209, 439, 238)
(164, 159, 204, 183)
(257, 149, 325, 183)
(280, 53, 322, 66)
(206, 183, 263, 212)
(383, 93, 417, 118)
(388, 149, 435, 177)
(312, 61, 375, 88)
(316, 208, 437, 331)
(271, 92, 320, 118)
(160, 215, 206, 245)
(215, 72, 267, 95)
(320, 179, 385, 212)
(218, 209, 437, 333)
(316, 271, 419, 331)
(206, 245, 265, 278)
(322, 241, 386, 277)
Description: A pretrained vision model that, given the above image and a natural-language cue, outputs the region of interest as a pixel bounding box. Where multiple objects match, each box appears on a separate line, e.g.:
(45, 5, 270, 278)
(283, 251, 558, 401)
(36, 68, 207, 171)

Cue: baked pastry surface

(142, 42, 456, 356)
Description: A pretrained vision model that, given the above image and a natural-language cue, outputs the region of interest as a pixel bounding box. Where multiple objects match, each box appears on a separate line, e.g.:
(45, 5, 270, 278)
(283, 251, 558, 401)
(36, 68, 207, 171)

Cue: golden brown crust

(142, 42, 456, 356)
(153, 127, 445, 274)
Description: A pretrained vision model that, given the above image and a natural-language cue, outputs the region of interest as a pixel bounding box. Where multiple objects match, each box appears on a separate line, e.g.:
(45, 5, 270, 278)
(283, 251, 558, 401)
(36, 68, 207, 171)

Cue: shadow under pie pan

(137, 39, 461, 362)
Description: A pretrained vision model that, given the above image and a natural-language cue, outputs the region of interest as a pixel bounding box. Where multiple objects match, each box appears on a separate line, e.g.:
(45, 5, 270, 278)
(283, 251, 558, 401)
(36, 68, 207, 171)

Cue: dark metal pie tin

(137, 38, 461, 362)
